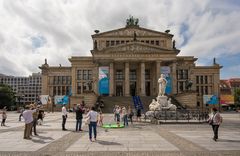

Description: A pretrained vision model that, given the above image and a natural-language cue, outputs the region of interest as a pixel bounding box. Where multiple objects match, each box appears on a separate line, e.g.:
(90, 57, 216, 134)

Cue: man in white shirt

(62, 105, 68, 130)
(22, 105, 36, 139)
(86, 106, 98, 141)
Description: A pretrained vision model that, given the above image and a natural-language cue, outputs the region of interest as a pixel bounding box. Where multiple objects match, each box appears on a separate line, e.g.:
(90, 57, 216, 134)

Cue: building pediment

(96, 42, 179, 54)
(92, 26, 173, 38)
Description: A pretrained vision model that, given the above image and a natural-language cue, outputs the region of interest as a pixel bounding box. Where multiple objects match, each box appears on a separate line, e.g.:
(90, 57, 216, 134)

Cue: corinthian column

(125, 62, 130, 96)
(109, 62, 114, 96)
(140, 62, 146, 96)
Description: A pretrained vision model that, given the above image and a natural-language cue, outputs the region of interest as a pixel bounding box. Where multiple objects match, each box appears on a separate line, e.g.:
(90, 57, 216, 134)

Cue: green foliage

(0, 84, 15, 109)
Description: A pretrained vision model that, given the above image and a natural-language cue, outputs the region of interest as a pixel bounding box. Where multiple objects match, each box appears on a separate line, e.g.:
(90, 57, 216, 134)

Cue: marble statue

(149, 99, 161, 111)
(158, 74, 167, 96)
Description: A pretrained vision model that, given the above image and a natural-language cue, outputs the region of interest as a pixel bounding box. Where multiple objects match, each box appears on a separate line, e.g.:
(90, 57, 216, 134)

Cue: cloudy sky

(0, 0, 239, 79)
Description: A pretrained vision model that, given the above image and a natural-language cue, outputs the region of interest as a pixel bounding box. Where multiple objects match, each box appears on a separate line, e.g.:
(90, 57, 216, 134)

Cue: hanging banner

(203, 95, 219, 105)
(161, 66, 171, 94)
(54, 95, 69, 105)
(99, 66, 109, 95)
(40, 95, 49, 105)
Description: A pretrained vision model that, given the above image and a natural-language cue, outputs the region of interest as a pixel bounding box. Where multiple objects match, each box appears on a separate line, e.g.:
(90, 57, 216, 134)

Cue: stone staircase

(100, 96, 155, 113)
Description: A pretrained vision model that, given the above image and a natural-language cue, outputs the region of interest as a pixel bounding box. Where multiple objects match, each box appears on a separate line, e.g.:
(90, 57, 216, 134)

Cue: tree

(0, 84, 15, 109)
(234, 88, 240, 109)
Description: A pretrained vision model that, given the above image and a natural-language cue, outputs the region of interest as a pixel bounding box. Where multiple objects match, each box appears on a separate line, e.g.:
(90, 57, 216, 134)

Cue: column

(109, 62, 114, 96)
(125, 62, 130, 96)
(172, 63, 177, 94)
(93, 64, 99, 95)
(71, 67, 76, 96)
(156, 61, 161, 95)
(140, 62, 146, 96)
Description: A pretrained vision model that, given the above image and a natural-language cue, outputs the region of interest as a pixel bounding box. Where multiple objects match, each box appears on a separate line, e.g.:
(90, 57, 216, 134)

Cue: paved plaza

(0, 112, 240, 156)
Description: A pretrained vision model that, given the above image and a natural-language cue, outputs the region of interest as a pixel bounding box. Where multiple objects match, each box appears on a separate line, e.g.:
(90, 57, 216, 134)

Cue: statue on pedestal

(158, 74, 167, 96)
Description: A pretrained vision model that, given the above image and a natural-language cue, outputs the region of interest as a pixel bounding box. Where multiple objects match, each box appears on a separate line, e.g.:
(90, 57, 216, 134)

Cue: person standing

(115, 106, 121, 127)
(62, 105, 68, 131)
(22, 105, 36, 139)
(122, 107, 128, 127)
(30, 105, 39, 136)
(19, 107, 24, 121)
(75, 104, 84, 132)
(208, 108, 223, 141)
(128, 106, 134, 124)
(86, 106, 98, 142)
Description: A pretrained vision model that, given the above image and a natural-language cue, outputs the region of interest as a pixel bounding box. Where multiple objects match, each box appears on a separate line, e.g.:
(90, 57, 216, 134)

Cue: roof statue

(126, 16, 139, 27)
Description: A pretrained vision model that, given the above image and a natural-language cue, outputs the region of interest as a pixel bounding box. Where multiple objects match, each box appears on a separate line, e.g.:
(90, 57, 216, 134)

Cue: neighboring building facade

(40, 18, 221, 110)
(0, 73, 42, 105)
(220, 78, 240, 107)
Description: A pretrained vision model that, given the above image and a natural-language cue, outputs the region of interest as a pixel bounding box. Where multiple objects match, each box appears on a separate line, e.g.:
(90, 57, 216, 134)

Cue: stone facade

(39, 20, 221, 110)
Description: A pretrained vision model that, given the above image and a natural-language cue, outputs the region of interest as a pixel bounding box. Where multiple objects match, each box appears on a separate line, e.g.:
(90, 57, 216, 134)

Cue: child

(98, 111, 103, 126)
(1, 111, 7, 126)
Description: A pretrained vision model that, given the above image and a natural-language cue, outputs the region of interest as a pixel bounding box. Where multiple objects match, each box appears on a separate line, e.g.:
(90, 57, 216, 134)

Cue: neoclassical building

(40, 18, 221, 110)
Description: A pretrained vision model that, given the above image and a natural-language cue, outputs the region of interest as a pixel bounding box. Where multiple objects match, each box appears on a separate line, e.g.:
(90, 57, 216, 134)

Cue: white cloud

(0, 0, 239, 79)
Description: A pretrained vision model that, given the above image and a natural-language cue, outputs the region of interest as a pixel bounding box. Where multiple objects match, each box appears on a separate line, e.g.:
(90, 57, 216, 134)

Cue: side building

(39, 18, 221, 112)
(0, 73, 42, 106)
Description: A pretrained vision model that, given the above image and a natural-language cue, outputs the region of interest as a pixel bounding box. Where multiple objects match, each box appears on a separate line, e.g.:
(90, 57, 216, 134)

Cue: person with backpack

(208, 107, 223, 141)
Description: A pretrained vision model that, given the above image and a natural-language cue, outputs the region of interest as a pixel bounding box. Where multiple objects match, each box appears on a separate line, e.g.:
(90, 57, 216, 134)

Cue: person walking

(75, 104, 84, 132)
(86, 106, 98, 142)
(1, 111, 7, 126)
(62, 105, 68, 131)
(208, 107, 223, 141)
(22, 105, 36, 139)
(115, 106, 121, 127)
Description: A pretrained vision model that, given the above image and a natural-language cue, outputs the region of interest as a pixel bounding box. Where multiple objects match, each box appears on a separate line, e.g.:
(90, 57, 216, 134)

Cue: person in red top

(208, 107, 223, 141)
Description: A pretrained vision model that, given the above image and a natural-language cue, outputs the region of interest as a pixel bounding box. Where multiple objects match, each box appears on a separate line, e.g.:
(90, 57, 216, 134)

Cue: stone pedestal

(157, 96, 168, 107)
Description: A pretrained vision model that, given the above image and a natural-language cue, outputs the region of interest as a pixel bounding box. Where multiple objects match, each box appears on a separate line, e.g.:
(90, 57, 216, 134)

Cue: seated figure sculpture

(161, 98, 177, 111)
(149, 99, 161, 111)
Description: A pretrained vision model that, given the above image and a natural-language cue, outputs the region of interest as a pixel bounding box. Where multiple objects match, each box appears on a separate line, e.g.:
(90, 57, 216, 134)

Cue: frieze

(100, 29, 167, 37)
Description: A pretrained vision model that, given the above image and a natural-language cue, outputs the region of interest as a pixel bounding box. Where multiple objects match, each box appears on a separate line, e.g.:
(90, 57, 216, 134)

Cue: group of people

(21, 104, 45, 139)
(113, 105, 134, 127)
(61, 104, 103, 142)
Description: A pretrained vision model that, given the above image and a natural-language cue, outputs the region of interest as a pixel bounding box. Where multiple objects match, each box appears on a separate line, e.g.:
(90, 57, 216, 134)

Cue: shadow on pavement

(218, 139, 240, 143)
(97, 140, 122, 145)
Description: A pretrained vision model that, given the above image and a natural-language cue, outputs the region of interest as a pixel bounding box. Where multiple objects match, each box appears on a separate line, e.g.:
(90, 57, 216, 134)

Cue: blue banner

(99, 66, 109, 95)
(161, 66, 172, 94)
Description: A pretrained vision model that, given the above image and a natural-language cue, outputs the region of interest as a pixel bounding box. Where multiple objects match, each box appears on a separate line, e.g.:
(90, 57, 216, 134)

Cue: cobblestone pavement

(0, 112, 239, 156)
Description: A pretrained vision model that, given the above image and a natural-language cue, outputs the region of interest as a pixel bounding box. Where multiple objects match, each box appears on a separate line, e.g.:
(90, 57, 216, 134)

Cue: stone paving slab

(172, 130, 240, 151)
(0, 130, 69, 151)
(67, 130, 179, 151)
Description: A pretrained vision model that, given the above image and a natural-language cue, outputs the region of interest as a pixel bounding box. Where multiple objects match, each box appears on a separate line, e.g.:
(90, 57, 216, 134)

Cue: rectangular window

(179, 81, 184, 91)
(145, 69, 150, 80)
(77, 82, 82, 94)
(116, 40, 120, 45)
(126, 40, 129, 43)
(183, 70, 188, 79)
(146, 40, 149, 44)
(62, 87, 66, 95)
(106, 41, 110, 47)
(67, 76, 71, 85)
(205, 86, 208, 95)
(200, 76, 204, 84)
(205, 76, 208, 84)
(116, 70, 124, 80)
(156, 40, 159, 45)
(201, 86, 204, 95)
(110, 41, 114, 46)
(88, 70, 92, 80)
(151, 40, 154, 44)
(57, 86, 61, 95)
(196, 76, 199, 84)
(130, 70, 137, 80)
(62, 76, 66, 84)
(83, 81, 92, 93)
(77, 70, 82, 80)
(83, 70, 88, 80)
(121, 40, 124, 44)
